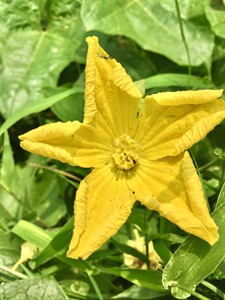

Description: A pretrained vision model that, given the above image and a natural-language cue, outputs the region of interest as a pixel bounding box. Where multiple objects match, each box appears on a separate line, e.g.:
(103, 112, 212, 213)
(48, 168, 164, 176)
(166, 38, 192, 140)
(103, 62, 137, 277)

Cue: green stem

(198, 158, 219, 172)
(176, 284, 210, 300)
(188, 290, 210, 300)
(202, 280, 225, 299)
(29, 163, 82, 182)
(189, 150, 210, 208)
(220, 158, 225, 190)
(85, 268, 104, 300)
(0, 265, 28, 279)
(175, 0, 192, 88)
(144, 210, 150, 269)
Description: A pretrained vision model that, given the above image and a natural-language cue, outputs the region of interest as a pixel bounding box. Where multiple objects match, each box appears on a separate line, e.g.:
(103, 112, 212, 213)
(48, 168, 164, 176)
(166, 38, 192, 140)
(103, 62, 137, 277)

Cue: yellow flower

(19, 36, 225, 259)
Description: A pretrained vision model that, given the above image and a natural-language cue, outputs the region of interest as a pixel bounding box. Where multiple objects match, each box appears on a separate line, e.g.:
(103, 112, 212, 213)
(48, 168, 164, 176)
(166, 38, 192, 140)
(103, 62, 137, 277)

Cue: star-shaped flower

(19, 36, 225, 259)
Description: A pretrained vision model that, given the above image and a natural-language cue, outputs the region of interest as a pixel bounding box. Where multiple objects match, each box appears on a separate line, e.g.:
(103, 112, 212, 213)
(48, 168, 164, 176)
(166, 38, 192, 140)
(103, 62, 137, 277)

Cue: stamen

(112, 134, 139, 170)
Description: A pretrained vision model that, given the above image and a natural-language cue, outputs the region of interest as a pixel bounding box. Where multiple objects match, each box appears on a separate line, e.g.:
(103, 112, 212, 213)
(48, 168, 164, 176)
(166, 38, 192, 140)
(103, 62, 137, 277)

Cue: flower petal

(128, 153, 218, 245)
(84, 36, 142, 136)
(152, 89, 223, 105)
(19, 121, 81, 165)
(67, 165, 136, 259)
(73, 123, 112, 167)
(136, 90, 225, 159)
(19, 121, 112, 168)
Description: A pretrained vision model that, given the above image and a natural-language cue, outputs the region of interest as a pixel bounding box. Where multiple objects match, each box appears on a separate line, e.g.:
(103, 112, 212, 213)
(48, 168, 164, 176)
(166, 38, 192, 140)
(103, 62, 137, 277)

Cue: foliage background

(0, 0, 225, 299)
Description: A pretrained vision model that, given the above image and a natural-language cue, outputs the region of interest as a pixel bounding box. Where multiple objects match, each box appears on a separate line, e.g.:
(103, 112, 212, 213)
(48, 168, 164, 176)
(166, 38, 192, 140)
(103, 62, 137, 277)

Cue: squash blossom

(19, 36, 225, 259)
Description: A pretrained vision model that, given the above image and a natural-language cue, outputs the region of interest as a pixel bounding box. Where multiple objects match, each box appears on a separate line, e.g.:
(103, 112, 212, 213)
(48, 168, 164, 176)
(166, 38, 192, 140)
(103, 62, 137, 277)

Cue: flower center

(112, 134, 139, 170)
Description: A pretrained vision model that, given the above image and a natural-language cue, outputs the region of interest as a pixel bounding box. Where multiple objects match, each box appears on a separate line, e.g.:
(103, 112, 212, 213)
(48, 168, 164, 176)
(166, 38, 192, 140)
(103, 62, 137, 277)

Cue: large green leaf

(47, 0, 85, 40)
(205, 3, 225, 39)
(0, 276, 68, 300)
(0, 0, 85, 122)
(162, 203, 225, 299)
(81, 0, 214, 66)
(0, 30, 75, 118)
(0, 0, 44, 36)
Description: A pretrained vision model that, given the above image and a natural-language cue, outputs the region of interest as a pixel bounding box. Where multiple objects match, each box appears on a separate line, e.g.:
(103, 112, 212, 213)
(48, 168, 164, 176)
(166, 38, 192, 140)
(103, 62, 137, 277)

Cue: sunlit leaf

(205, 3, 225, 39)
(81, 0, 214, 65)
(0, 0, 44, 36)
(0, 30, 76, 118)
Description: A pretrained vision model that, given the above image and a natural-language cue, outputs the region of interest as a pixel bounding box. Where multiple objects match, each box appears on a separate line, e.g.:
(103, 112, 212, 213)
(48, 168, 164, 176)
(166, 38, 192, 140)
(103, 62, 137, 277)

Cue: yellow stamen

(112, 134, 139, 170)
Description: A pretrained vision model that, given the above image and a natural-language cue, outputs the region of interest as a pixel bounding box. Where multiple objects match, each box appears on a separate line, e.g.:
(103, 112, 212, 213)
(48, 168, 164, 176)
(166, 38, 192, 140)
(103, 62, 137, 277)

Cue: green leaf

(25, 170, 67, 227)
(0, 131, 15, 189)
(0, 156, 41, 224)
(0, 229, 20, 268)
(81, 0, 214, 65)
(47, 0, 85, 40)
(213, 258, 225, 280)
(0, 0, 44, 36)
(51, 92, 84, 122)
(12, 220, 52, 250)
(0, 276, 68, 300)
(153, 240, 171, 265)
(205, 3, 225, 39)
(162, 203, 225, 299)
(0, 30, 76, 119)
(33, 218, 73, 268)
(0, 87, 82, 136)
(216, 182, 225, 209)
(113, 285, 169, 299)
(144, 73, 214, 90)
(100, 267, 165, 292)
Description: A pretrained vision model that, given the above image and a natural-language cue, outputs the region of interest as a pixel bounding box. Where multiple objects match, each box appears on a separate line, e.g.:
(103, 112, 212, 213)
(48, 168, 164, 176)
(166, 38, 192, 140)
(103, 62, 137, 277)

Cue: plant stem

(85, 268, 104, 300)
(176, 284, 211, 300)
(220, 158, 225, 190)
(29, 163, 82, 182)
(202, 280, 225, 299)
(198, 158, 219, 172)
(0, 265, 28, 279)
(175, 0, 192, 88)
(144, 210, 150, 269)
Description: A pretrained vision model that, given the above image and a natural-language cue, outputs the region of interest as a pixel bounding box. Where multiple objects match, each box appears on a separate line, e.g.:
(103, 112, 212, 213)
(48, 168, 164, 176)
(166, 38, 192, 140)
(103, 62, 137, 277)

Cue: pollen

(112, 134, 139, 170)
